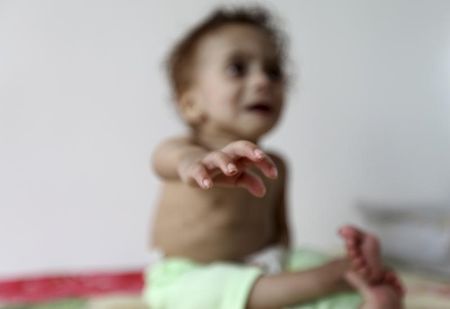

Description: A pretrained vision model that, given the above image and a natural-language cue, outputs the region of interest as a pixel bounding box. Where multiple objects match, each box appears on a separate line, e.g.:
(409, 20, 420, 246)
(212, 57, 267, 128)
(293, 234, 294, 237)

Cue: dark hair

(166, 6, 287, 100)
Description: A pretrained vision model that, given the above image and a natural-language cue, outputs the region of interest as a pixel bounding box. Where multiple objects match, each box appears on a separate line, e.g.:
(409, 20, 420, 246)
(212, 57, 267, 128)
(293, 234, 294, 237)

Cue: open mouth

(245, 103, 273, 114)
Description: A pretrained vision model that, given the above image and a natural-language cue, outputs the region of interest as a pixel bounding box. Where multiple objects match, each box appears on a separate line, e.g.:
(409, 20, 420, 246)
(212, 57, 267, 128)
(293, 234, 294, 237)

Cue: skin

(152, 24, 287, 262)
(151, 23, 403, 308)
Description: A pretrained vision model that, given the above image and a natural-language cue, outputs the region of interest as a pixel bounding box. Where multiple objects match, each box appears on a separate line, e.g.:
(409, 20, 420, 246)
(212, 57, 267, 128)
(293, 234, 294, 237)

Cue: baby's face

(188, 23, 285, 141)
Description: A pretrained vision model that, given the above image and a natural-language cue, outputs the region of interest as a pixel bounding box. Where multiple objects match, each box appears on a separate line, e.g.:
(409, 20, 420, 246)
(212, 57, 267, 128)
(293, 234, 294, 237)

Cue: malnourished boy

(145, 7, 403, 309)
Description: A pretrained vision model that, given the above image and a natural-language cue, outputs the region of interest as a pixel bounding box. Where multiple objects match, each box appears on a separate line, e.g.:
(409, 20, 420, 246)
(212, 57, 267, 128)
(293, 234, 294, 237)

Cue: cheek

(207, 82, 241, 107)
(274, 86, 285, 104)
(222, 81, 244, 105)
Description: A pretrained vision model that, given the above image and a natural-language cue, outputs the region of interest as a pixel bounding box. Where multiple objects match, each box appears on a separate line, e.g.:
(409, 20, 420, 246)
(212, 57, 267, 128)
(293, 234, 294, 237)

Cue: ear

(178, 90, 205, 125)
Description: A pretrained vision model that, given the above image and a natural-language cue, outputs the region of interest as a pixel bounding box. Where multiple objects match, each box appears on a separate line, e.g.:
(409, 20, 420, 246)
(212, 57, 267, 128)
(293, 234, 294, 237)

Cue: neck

(193, 129, 260, 150)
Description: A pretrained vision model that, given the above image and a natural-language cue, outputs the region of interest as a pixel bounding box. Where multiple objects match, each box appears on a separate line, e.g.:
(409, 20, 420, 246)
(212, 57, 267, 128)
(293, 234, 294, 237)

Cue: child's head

(167, 6, 288, 141)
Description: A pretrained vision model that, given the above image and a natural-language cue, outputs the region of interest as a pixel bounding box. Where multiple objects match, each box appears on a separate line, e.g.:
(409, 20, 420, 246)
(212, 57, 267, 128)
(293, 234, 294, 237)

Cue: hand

(178, 140, 278, 197)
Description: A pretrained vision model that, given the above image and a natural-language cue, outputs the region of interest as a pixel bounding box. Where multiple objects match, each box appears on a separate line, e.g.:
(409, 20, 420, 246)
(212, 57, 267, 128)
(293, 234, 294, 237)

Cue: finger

(222, 140, 260, 159)
(234, 155, 278, 180)
(188, 162, 213, 189)
(215, 170, 267, 197)
(251, 155, 278, 179)
(222, 141, 278, 178)
(222, 140, 270, 166)
(234, 170, 267, 197)
(202, 151, 238, 176)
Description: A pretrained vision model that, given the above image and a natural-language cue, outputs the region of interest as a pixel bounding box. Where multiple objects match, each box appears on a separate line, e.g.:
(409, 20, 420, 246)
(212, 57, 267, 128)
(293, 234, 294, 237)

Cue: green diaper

(143, 249, 362, 309)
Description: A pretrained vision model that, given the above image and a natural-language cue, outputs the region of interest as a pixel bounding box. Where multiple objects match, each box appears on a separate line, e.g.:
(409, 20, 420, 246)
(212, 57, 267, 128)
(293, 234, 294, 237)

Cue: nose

(250, 69, 271, 93)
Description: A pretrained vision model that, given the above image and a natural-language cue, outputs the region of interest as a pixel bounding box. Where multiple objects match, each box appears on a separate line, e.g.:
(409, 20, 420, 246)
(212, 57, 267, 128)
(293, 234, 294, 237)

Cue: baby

(145, 6, 403, 309)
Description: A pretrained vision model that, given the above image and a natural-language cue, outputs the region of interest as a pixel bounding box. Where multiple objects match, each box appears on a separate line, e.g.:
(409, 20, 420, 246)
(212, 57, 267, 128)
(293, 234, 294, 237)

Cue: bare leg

(345, 271, 404, 309)
(246, 259, 351, 309)
(246, 260, 404, 309)
(247, 226, 404, 309)
(338, 225, 384, 283)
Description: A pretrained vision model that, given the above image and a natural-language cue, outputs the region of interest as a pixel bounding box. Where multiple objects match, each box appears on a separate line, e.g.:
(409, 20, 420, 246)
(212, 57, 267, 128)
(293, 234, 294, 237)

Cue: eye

(265, 64, 283, 81)
(226, 60, 247, 78)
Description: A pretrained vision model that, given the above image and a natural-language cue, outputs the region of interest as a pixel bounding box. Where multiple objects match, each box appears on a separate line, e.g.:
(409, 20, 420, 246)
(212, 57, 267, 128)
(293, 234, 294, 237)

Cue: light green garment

(143, 248, 362, 309)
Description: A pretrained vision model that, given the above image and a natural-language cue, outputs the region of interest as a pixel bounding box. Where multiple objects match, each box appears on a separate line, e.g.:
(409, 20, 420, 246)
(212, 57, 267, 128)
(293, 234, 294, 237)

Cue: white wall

(1, 0, 449, 277)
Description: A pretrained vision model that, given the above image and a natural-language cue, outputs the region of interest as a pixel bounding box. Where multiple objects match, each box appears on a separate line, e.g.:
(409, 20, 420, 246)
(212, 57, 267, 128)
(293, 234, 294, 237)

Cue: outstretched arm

(152, 137, 279, 197)
(152, 136, 206, 180)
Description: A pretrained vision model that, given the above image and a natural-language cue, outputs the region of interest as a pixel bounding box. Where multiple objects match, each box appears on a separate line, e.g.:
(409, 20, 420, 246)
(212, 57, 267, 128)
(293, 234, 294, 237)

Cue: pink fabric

(0, 270, 144, 303)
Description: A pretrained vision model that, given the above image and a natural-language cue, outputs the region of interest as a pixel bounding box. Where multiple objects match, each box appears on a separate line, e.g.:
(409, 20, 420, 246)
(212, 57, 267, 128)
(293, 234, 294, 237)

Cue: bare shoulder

(159, 135, 195, 147)
(152, 135, 191, 162)
(152, 135, 197, 157)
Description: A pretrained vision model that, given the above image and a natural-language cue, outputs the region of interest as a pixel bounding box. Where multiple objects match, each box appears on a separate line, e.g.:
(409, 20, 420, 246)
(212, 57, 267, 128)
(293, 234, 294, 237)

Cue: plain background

(1, 0, 449, 278)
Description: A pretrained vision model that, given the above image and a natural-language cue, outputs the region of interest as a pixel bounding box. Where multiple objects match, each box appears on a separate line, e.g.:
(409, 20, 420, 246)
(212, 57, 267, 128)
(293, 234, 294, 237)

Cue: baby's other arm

(271, 153, 291, 248)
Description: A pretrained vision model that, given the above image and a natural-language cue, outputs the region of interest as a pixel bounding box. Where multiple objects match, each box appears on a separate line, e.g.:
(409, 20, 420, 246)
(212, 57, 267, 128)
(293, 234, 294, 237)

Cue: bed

(1, 267, 449, 308)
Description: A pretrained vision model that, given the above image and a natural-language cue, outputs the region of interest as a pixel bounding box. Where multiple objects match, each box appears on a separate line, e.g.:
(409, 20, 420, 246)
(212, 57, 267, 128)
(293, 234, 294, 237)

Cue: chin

(238, 124, 277, 141)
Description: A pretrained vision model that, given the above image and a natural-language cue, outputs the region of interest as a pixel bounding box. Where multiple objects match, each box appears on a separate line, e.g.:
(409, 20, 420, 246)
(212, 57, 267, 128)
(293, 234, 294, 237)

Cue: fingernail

(271, 167, 278, 177)
(202, 179, 211, 189)
(227, 163, 237, 174)
(254, 149, 264, 159)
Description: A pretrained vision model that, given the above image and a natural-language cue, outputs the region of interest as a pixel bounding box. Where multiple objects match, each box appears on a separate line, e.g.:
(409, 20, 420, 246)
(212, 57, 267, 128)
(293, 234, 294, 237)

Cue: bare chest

(158, 180, 276, 227)
(152, 177, 280, 261)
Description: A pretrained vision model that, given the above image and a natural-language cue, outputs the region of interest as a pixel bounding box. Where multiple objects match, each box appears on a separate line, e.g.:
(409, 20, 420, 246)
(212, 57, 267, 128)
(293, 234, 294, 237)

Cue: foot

(338, 225, 384, 283)
(380, 269, 405, 297)
(345, 271, 404, 309)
